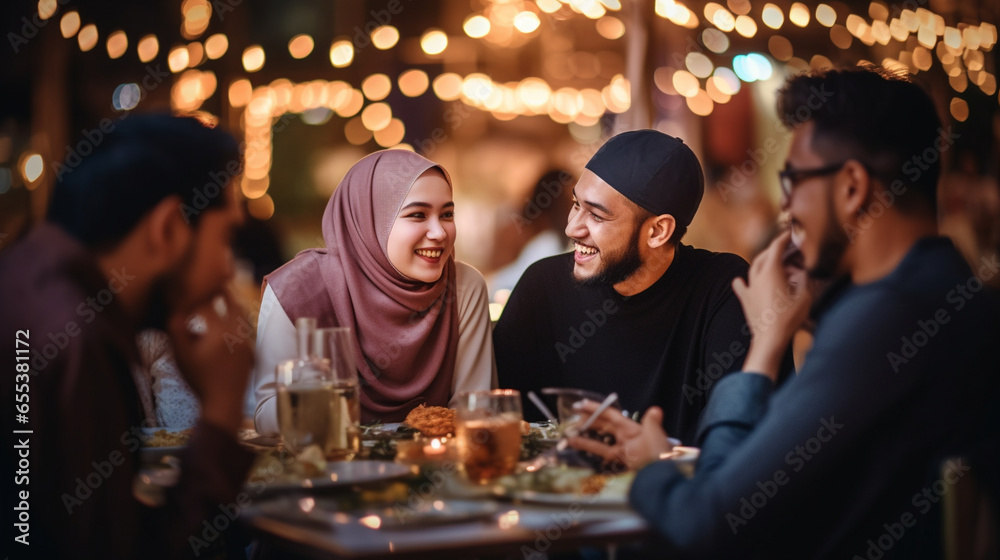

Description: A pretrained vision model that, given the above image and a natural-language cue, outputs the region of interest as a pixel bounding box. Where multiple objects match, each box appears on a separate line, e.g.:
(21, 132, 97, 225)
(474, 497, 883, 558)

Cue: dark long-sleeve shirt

(629, 237, 1000, 558)
(494, 245, 762, 444)
(1, 224, 254, 559)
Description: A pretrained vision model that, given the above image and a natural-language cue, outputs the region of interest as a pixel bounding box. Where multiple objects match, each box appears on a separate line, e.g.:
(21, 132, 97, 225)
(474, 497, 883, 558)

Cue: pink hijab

(265, 150, 458, 423)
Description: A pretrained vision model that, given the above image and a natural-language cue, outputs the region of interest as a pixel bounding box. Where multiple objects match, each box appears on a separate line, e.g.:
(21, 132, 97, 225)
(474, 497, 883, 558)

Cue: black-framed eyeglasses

(778, 162, 846, 199)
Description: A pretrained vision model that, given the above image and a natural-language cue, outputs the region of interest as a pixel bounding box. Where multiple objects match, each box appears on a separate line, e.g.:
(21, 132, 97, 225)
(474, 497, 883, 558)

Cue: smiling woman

(252, 150, 497, 430)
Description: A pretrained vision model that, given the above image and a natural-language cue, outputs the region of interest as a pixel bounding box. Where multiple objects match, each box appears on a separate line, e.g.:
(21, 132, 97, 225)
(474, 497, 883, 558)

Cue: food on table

(498, 466, 635, 498)
(403, 404, 456, 437)
(143, 428, 191, 447)
(246, 444, 327, 483)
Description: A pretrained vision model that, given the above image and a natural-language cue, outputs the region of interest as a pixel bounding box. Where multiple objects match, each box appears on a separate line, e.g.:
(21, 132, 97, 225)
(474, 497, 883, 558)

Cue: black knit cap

(584, 130, 705, 227)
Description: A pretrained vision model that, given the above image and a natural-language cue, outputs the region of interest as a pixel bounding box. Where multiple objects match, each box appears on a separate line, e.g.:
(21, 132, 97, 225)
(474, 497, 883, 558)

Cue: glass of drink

(542, 387, 616, 436)
(275, 327, 361, 461)
(455, 389, 523, 483)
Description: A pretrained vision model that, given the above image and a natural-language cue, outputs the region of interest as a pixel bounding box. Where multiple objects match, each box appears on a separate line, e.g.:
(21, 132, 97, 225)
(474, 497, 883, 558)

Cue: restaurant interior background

(2, 0, 998, 314)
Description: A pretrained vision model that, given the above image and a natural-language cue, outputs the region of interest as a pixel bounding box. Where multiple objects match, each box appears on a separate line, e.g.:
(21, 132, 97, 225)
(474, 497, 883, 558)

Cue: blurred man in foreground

(571, 67, 1000, 558)
(1, 115, 254, 559)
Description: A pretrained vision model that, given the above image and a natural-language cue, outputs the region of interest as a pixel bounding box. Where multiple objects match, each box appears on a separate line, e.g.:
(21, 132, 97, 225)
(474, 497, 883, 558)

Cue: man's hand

(566, 401, 673, 471)
(166, 291, 254, 433)
(731, 230, 813, 380)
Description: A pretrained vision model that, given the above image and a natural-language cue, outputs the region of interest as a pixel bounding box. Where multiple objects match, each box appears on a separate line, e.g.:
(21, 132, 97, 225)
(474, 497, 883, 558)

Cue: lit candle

(423, 437, 447, 458)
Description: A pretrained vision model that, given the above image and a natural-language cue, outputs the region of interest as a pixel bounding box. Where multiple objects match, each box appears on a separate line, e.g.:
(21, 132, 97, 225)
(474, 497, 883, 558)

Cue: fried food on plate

(404, 404, 456, 437)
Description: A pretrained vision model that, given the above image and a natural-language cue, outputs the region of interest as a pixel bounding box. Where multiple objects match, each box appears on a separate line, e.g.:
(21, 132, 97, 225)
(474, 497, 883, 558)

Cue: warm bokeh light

(38, 0, 57, 20)
(761, 4, 784, 29)
(943, 27, 961, 49)
(22, 153, 43, 183)
(107, 30, 128, 59)
(335, 89, 365, 118)
(204, 33, 228, 59)
(398, 70, 430, 97)
(816, 4, 837, 27)
(228, 79, 252, 107)
(912, 46, 933, 71)
(137, 34, 159, 63)
(768, 35, 793, 60)
(596, 16, 625, 39)
(789, 3, 810, 27)
(917, 26, 936, 49)
(168, 46, 191, 73)
(830, 25, 852, 49)
(687, 89, 714, 116)
(949, 97, 969, 121)
(686, 52, 714, 78)
(241, 177, 268, 200)
(344, 117, 373, 145)
(537, 0, 562, 13)
(464, 15, 491, 38)
(868, 2, 889, 22)
(810, 54, 834, 70)
(242, 45, 265, 72)
(288, 34, 314, 59)
(433, 73, 463, 101)
(514, 11, 541, 33)
(371, 25, 400, 49)
(735, 15, 757, 37)
(672, 70, 699, 98)
(361, 74, 392, 101)
(77, 24, 98, 52)
(516, 78, 551, 110)
(374, 118, 406, 147)
(707, 4, 735, 32)
(329, 39, 354, 68)
(181, 0, 211, 39)
(247, 194, 275, 220)
(702, 29, 729, 53)
(421, 30, 448, 55)
(60, 11, 80, 38)
(713, 67, 741, 95)
(361, 103, 392, 131)
(187, 42, 205, 67)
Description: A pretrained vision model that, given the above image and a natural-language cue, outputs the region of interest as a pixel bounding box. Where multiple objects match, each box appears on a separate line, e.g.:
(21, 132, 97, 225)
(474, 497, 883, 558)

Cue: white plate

(258, 460, 411, 492)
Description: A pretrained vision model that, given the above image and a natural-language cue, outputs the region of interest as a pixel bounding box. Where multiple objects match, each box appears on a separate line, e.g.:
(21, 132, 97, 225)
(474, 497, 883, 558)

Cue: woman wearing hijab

(252, 150, 496, 432)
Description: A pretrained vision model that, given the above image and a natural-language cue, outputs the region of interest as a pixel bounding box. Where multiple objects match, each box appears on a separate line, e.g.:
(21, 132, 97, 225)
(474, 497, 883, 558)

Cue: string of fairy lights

(15, 0, 999, 221)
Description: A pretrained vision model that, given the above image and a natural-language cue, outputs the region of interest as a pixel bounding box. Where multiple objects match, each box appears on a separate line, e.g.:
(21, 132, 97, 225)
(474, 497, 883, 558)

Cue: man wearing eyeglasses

(571, 66, 1000, 558)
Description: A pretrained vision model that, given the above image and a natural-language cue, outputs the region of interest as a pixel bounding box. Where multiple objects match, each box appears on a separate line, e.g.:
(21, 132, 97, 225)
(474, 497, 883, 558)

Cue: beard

(808, 189, 850, 280)
(573, 223, 644, 288)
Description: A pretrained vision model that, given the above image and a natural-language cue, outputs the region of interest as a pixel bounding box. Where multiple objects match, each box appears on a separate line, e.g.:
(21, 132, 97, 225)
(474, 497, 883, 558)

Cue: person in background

(253, 150, 496, 432)
(488, 169, 574, 297)
(0, 114, 254, 559)
(570, 66, 1000, 558)
(494, 130, 791, 444)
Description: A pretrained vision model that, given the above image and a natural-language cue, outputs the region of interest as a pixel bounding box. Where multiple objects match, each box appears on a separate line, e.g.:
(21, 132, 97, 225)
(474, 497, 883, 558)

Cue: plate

(494, 468, 634, 507)
(256, 460, 411, 492)
(139, 427, 190, 462)
(499, 488, 629, 507)
(257, 497, 498, 529)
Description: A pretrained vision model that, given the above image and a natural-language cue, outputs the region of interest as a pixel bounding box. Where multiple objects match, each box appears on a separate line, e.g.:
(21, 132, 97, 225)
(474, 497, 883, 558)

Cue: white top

(253, 261, 497, 435)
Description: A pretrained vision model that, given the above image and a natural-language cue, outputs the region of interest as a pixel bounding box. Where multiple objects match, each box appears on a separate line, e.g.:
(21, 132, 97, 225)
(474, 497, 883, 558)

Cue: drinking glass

(455, 389, 523, 483)
(275, 327, 361, 460)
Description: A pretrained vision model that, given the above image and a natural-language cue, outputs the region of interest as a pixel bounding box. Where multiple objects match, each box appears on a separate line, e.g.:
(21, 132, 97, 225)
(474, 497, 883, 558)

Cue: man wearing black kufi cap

(494, 129, 788, 444)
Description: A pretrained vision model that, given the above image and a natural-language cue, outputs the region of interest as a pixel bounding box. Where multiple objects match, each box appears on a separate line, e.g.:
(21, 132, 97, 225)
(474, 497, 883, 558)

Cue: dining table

(233, 428, 656, 559)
